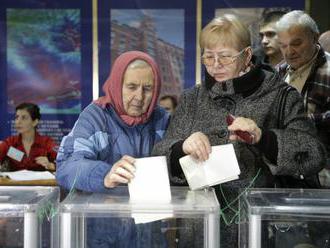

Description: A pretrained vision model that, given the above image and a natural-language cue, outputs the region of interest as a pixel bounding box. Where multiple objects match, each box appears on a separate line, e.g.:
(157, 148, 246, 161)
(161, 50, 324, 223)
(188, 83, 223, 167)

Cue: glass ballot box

(240, 188, 330, 248)
(60, 186, 220, 248)
(0, 186, 60, 248)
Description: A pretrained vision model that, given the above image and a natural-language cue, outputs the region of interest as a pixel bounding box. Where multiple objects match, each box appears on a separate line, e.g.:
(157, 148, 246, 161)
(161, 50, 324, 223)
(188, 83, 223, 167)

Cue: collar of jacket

(302, 45, 327, 95)
(205, 62, 267, 99)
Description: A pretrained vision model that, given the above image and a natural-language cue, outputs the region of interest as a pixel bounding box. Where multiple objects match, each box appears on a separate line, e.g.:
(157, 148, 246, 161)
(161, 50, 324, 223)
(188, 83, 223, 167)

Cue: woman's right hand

(104, 155, 136, 188)
(182, 132, 211, 161)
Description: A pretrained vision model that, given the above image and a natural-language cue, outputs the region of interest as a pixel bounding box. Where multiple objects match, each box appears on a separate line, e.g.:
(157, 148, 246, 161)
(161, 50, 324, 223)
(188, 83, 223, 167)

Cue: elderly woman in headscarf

(152, 15, 326, 248)
(56, 51, 169, 247)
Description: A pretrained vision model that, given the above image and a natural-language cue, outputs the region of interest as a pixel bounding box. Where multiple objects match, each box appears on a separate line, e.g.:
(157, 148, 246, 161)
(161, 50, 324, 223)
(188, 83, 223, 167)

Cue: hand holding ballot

(182, 132, 212, 161)
(128, 156, 171, 203)
(180, 128, 244, 190)
(104, 155, 136, 188)
(179, 144, 241, 190)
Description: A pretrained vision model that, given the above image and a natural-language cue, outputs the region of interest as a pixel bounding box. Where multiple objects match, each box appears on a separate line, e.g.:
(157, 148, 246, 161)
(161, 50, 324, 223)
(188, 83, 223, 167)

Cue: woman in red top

(0, 103, 57, 171)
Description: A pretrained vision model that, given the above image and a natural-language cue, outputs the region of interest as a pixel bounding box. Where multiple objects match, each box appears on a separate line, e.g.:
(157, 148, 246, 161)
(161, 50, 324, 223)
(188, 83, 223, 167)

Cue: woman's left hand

(227, 117, 262, 144)
(35, 156, 55, 170)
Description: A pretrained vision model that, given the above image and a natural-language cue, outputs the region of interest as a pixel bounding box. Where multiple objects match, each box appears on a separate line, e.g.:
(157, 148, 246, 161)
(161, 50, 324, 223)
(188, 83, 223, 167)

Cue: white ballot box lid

(0, 186, 59, 216)
(243, 188, 330, 215)
(60, 186, 220, 218)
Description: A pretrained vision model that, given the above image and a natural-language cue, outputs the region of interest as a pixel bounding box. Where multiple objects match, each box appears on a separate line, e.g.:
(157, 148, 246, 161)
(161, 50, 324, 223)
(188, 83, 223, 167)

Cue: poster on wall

(98, 0, 197, 99)
(0, 0, 93, 144)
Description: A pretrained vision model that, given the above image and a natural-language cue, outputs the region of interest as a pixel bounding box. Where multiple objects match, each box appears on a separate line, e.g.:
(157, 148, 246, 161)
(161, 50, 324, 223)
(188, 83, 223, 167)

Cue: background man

(277, 10, 330, 188)
(159, 95, 178, 114)
(319, 30, 330, 53)
(258, 10, 287, 67)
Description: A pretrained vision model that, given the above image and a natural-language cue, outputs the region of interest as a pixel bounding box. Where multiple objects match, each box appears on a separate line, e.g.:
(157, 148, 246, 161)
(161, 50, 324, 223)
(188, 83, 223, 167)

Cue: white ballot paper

(179, 144, 241, 190)
(0, 170, 55, 181)
(128, 156, 172, 224)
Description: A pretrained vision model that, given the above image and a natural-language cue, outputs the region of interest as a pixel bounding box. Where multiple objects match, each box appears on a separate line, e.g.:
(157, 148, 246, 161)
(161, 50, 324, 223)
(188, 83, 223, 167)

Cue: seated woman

(152, 15, 326, 248)
(0, 102, 56, 171)
(56, 51, 169, 247)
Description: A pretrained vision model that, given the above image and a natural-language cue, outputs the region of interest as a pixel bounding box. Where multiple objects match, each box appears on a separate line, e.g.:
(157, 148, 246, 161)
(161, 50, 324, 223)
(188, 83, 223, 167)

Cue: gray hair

(127, 59, 151, 70)
(276, 10, 319, 35)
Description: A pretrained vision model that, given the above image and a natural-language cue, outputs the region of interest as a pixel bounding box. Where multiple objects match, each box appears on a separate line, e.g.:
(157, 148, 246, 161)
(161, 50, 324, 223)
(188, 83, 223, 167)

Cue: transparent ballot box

(240, 188, 330, 248)
(0, 186, 60, 248)
(60, 186, 220, 248)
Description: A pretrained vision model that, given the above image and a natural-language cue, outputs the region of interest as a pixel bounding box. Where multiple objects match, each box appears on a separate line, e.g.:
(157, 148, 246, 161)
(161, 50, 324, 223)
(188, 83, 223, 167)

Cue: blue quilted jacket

(56, 103, 169, 193)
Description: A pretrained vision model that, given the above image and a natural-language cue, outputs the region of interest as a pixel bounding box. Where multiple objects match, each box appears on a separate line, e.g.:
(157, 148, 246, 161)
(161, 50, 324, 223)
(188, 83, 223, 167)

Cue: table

(0, 178, 57, 186)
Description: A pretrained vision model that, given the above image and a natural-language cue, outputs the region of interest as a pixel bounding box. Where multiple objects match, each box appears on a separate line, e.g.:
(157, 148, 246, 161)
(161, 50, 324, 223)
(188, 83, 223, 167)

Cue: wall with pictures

(0, 0, 93, 144)
(0, 0, 305, 143)
(98, 0, 197, 100)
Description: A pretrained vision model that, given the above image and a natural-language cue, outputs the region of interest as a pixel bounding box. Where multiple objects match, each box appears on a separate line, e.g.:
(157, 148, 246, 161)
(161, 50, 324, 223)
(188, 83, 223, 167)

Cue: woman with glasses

(152, 14, 326, 248)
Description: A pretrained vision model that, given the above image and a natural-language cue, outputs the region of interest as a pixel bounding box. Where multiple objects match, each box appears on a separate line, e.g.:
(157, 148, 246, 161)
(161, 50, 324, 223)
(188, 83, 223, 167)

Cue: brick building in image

(111, 16, 184, 97)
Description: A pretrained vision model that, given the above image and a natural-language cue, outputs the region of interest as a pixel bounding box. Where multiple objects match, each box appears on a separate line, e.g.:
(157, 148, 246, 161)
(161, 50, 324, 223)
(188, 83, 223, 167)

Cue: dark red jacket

(0, 132, 57, 171)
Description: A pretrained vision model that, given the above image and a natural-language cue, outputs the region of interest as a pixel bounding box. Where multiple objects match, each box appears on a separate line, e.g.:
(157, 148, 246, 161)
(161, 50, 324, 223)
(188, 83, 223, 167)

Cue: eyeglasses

(201, 48, 247, 66)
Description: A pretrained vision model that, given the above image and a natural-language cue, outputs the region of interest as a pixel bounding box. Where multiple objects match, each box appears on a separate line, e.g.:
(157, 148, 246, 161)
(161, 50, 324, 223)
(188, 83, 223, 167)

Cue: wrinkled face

(159, 98, 175, 114)
(278, 25, 317, 70)
(202, 44, 250, 82)
(15, 109, 38, 134)
(259, 22, 281, 57)
(122, 66, 154, 117)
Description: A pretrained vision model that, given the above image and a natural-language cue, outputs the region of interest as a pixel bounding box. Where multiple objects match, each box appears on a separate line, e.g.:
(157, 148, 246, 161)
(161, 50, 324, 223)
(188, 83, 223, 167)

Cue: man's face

(259, 22, 281, 57)
(278, 25, 317, 69)
(122, 66, 154, 117)
(159, 98, 175, 114)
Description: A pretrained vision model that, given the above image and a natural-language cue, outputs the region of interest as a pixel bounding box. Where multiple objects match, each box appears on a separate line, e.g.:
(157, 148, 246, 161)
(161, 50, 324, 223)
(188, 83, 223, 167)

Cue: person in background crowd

(257, 10, 287, 67)
(0, 102, 56, 171)
(152, 14, 326, 248)
(276, 10, 330, 187)
(56, 51, 169, 248)
(319, 30, 330, 53)
(159, 94, 178, 114)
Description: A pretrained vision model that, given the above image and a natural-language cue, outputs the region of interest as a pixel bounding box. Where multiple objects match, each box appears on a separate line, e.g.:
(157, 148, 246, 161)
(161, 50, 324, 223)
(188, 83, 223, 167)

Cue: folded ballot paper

(128, 156, 172, 224)
(179, 144, 241, 190)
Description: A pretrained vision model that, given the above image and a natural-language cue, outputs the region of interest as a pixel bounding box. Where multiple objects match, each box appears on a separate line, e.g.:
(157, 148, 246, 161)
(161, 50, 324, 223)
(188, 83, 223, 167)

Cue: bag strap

(276, 85, 296, 129)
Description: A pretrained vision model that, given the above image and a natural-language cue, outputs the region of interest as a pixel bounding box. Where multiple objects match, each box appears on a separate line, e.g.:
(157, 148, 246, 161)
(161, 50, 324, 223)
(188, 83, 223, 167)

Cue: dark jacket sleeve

(152, 87, 200, 185)
(0, 139, 10, 162)
(45, 137, 57, 163)
(267, 88, 326, 178)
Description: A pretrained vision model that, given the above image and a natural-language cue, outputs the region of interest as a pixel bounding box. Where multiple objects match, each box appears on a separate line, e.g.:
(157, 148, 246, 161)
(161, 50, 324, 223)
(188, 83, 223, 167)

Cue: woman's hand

(182, 132, 211, 161)
(35, 156, 55, 170)
(227, 117, 262, 144)
(104, 155, 136, 188)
